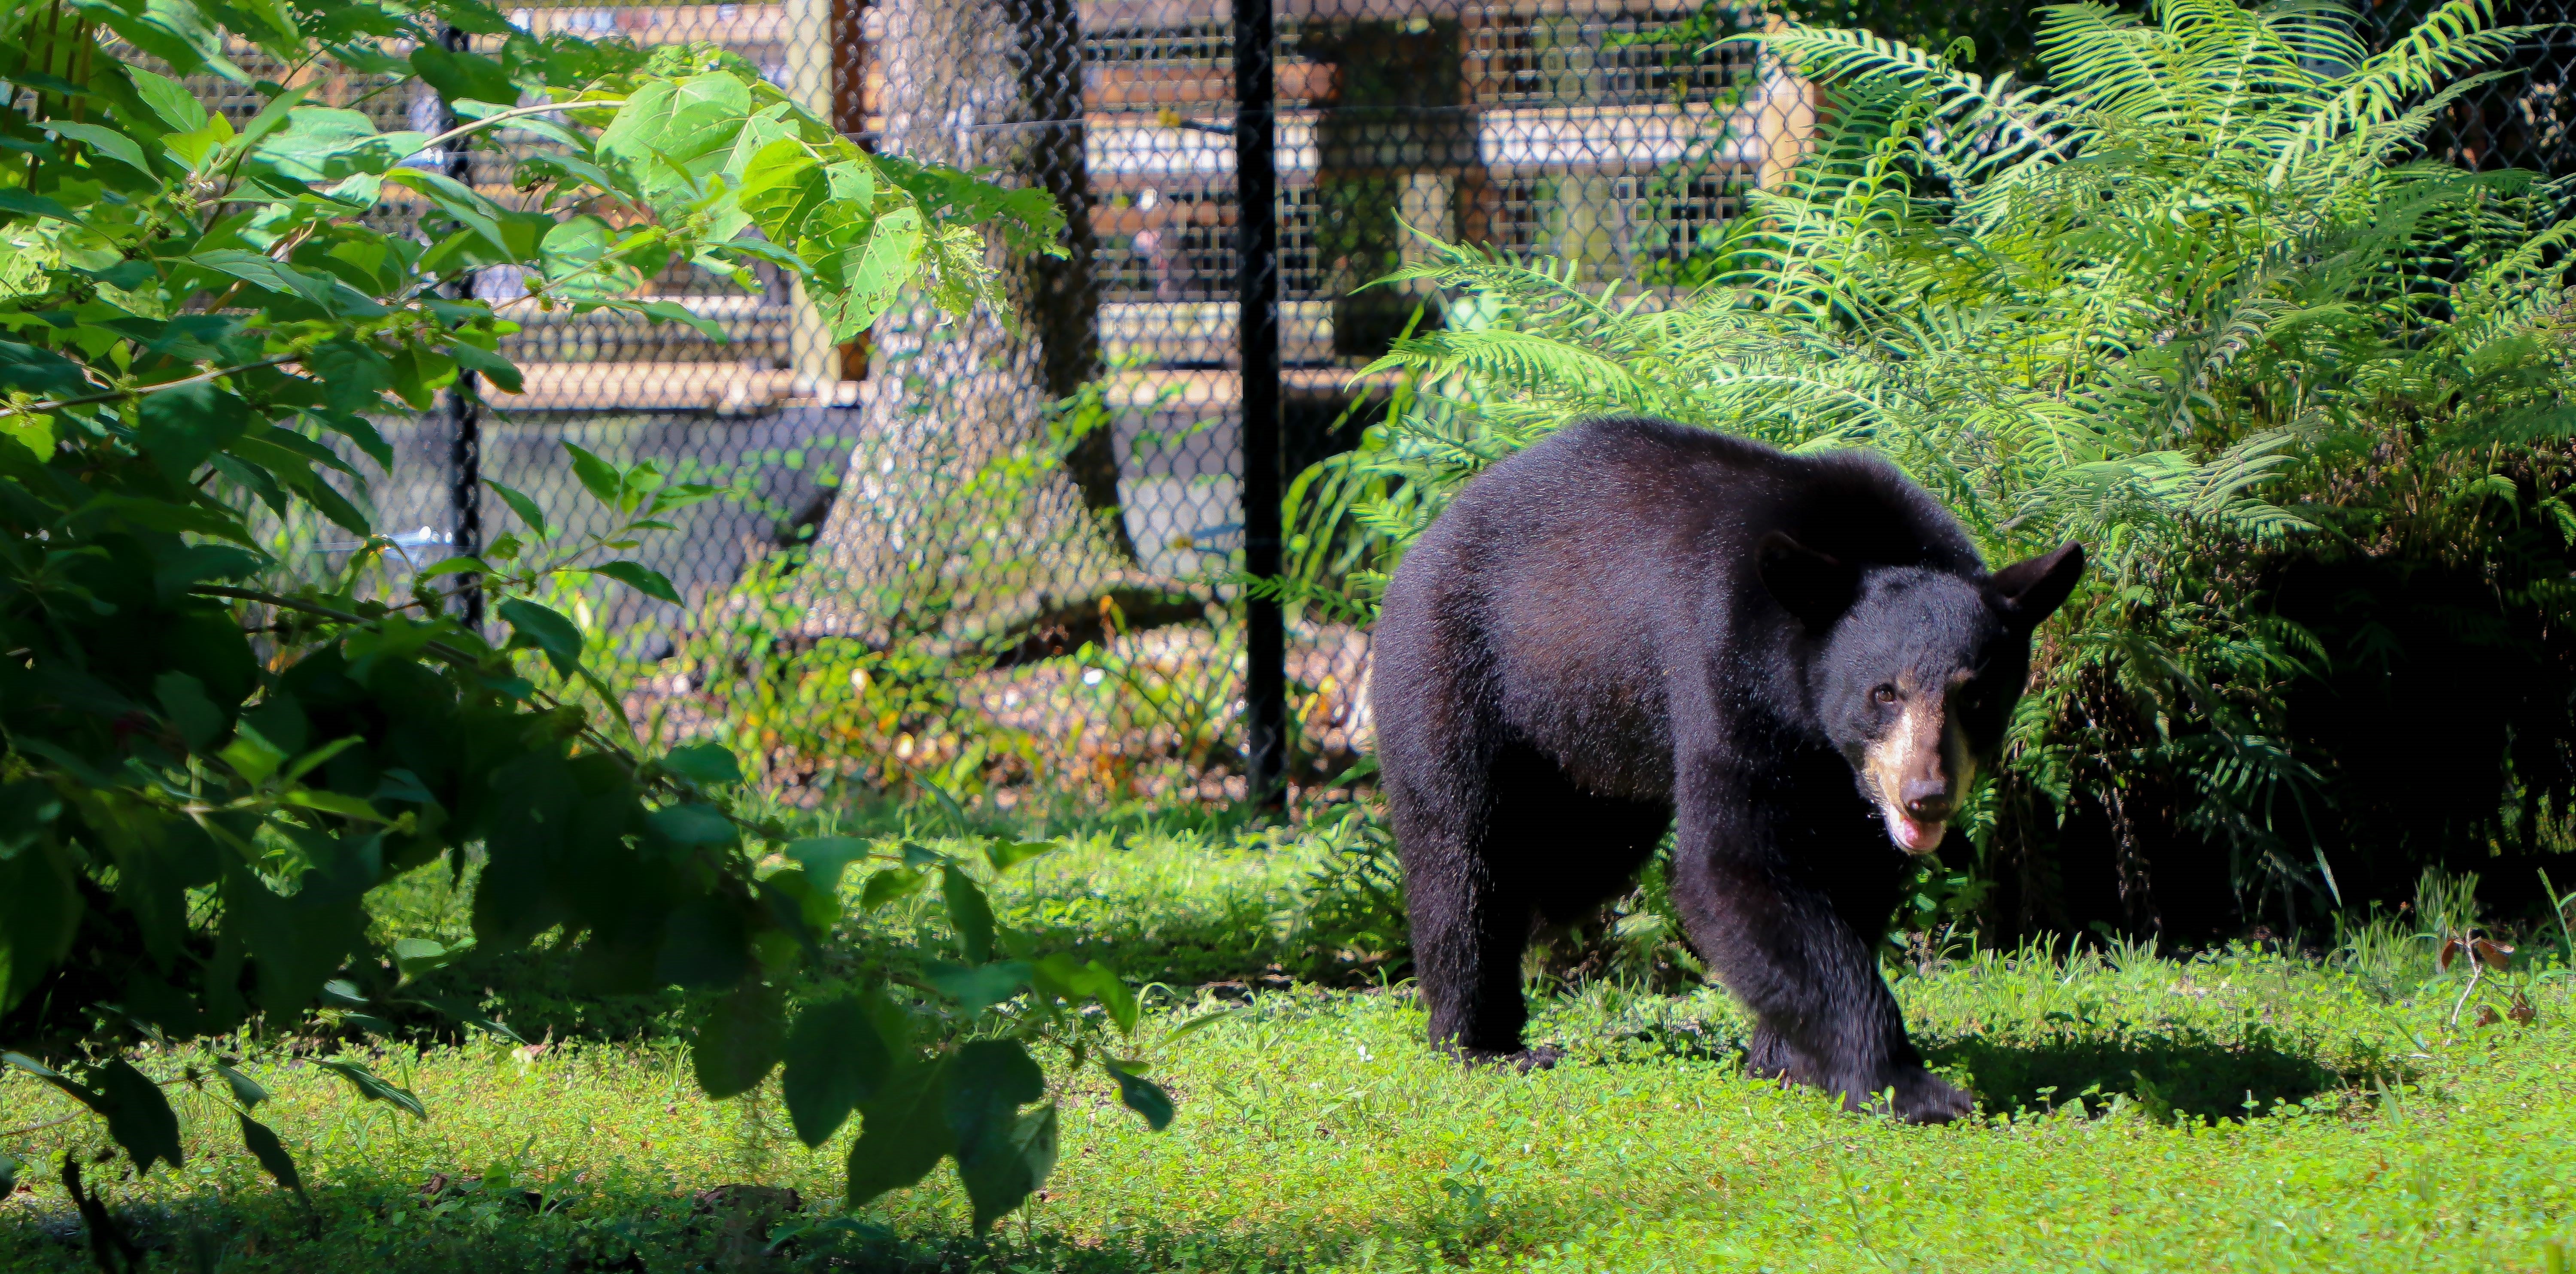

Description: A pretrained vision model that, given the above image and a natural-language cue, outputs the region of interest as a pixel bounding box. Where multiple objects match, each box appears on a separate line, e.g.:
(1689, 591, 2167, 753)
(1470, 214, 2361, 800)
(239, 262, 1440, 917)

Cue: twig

(413, 97, 627, 157)
(0, 1114, 80, 1139)
(2446, 929, 2486, 1030)
(0, 356, 298, 420)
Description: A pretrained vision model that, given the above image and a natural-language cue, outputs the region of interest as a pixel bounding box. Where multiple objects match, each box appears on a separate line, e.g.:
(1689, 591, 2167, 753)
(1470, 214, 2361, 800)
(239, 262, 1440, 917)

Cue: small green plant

(1289, 807, 1410, 980)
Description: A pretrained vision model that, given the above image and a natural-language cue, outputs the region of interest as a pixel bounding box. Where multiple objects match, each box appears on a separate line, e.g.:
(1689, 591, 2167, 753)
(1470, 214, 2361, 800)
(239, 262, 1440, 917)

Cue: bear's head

(1760, 535, 2086, 855)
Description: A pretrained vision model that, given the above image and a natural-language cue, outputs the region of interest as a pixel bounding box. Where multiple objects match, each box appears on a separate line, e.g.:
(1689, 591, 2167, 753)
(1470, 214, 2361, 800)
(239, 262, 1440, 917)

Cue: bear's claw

(1454, 1045, 1564, 1073)
(1880, 1067, 1974, 1124)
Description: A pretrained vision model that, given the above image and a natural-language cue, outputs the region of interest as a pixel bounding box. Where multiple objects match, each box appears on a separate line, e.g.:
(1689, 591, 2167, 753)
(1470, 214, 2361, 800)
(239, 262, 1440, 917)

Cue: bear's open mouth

(1882, 805, 1946, 855)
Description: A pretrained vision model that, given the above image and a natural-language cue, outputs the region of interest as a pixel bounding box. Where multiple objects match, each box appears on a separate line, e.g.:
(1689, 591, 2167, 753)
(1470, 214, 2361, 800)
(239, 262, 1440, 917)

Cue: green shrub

(0, 0, 1163, 1233)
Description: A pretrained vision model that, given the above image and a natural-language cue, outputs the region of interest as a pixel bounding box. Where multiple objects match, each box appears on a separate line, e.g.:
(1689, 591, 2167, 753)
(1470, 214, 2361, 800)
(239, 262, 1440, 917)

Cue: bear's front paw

(1743, 1028, 1814, 1084)
(1454, 1045, 1564, 1073)
(1880, 1067, 1973, 1125)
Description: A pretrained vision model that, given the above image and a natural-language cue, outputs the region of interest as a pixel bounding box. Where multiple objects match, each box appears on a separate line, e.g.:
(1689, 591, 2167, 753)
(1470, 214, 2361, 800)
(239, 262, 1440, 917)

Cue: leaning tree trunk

(799, 0, 1139, 646)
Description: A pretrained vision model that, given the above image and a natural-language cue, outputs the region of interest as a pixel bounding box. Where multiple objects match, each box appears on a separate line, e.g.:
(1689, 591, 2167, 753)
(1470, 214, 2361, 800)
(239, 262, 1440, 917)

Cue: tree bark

(801, 0, 1138, 643)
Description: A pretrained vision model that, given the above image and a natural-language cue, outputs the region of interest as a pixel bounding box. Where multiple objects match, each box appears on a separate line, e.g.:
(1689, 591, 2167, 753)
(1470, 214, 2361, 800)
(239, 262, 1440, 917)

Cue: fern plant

(1312, 0, 2576, 934)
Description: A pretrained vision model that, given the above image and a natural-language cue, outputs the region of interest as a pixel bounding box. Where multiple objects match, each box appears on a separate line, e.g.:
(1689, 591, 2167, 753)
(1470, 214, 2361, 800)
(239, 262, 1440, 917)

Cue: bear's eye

(1871, 684, 1899, 705)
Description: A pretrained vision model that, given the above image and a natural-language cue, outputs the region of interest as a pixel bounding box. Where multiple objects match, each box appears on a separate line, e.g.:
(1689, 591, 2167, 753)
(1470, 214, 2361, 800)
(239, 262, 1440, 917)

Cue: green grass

(6, 825, 2574, 1272)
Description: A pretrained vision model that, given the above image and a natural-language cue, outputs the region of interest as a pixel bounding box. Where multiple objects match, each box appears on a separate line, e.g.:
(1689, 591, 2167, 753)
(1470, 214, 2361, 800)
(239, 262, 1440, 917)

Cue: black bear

(1372, 416, 2083, 1123)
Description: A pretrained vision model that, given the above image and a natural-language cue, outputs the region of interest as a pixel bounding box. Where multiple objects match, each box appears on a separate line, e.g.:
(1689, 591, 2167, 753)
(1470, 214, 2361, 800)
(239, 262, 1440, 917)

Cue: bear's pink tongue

(1888, 811, 1945, 854)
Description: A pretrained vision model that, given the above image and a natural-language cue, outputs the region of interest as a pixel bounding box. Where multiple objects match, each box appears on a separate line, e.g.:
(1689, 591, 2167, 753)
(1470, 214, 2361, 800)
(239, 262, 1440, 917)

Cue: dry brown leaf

(2508, 993, 2538, 1025)
(2473, 1004, 2503, 1027)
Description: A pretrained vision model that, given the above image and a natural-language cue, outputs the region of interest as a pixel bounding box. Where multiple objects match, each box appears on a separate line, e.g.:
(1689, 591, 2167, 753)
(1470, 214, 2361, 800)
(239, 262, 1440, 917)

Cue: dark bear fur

(1372, 416, 2083, 1123)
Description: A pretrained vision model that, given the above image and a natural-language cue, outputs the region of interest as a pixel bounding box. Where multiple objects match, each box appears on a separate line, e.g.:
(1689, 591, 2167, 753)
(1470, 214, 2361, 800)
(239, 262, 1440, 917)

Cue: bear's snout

(1863, 681, 1975, 855)
(1899, 777, 1953, 823)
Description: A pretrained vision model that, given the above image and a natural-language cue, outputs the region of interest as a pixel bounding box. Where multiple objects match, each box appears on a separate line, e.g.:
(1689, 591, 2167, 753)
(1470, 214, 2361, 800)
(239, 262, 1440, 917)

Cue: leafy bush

(1297, 0, 2576, 938)
(0, 0, 1167, 1234)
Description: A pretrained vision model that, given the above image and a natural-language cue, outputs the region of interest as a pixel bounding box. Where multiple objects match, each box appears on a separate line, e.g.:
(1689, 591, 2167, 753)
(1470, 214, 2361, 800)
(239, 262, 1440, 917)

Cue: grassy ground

(4, 821, 2573, 1272)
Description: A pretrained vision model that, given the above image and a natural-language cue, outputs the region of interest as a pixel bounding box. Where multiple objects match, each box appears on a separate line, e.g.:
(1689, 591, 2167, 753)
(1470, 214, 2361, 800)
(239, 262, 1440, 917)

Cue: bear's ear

(1758, 532, 1859, 631)
(1986, 542, 2086, 626)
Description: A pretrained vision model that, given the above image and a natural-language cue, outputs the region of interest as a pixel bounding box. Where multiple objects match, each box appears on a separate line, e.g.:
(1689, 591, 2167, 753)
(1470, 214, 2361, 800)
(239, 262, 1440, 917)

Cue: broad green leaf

(0, 190, 79, 223)
(486, 479, 550, 538)
(97, 0, 239, 80)
(636, 298, 728, 341)
(786, 837, 871, 891)
(389, 937, 454, 980)
(281, 736, 364, 785)
(858, 866, 927, 912)
(43, 121, 151, 174)
(281, 789, 387, 823)
(498, 598, 583, 676)
(1085, 960, 1139, 1034)
(538, 215, 643, 298)
(1163, 1007, 1239, 1040)
(162, 111, 236, 168)
(128, 67, 208, 132)
(95, 1059, 184, 1174)
(732, 135, 829, 241)
(781, 994, 894, 1148)
(761, 867, 840, 937)
(564, 442, 626, 509)
(152, 671, 224, 753)
(220, 726, 287, 787)
(649, 802, 736, 846)
(312, 1059, 426, 1119)
(946, 1040, 1048, 1230)
(224, 868, 368, 1017)
(595, 73, 754, 211)
(410, 43, 517, 108)
(660, 742, 743, 789)
(819, 206, 924, 341)
(447, 340, 524, 394)
(588, 561, 681, 604)
(254, 107, 422, 182)
(191, 249, 337, 307)
(234, 83, 312, 152)
(692, 984, 786, 1100)
(0, 841, 80, 1013)
(383, 169, 513, 259)
(984, 839, 1057, 873)
(414, 555, 489, 581)
(237, 1113, 311, 1207)
(0, 340, 91, 394)
(844, 1061, 950, 1208)
(941, 865, 996, 965)
(1104, 1060, 1175, 1131)
(211, 1059, 267, 1108)
(923, 959, 1030, 1014)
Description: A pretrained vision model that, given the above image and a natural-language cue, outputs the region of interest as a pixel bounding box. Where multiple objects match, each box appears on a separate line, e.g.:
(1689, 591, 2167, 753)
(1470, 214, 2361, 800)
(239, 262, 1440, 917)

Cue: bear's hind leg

(1380, 687, 1529, 1059)
(1399, 746, 1666, 1067)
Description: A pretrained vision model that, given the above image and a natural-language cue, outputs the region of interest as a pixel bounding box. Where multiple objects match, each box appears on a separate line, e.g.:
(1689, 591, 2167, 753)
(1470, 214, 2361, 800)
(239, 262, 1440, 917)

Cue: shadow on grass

(1926, 1022, 2390, 1123)
(0, 1172, 1559, 1274)
(1600, 1014, 2392, 1125)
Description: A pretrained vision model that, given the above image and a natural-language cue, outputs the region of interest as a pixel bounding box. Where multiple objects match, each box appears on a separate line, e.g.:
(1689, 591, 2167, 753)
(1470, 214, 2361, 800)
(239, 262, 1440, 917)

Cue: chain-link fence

(272, 0, 2576, 809)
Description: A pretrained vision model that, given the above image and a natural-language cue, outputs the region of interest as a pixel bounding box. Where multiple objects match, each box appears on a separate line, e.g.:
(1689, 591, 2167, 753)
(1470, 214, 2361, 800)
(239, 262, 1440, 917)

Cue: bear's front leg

(1669, 778, 1971, 1124)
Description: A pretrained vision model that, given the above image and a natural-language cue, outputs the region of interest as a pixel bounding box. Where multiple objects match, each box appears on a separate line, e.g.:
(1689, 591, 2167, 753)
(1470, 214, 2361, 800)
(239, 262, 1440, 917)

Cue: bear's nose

(1900, 779, 1951, 822)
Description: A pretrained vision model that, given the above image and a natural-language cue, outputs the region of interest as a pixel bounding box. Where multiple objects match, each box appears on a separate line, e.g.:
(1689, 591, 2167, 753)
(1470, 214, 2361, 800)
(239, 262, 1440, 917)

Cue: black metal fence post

(1236, 0, 1285, 806)
(440, 24, 484, 628)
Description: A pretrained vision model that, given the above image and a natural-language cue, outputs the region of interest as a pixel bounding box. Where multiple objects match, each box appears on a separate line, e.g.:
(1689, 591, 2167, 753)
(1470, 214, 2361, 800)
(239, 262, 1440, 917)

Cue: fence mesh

(260, 0, 2576, 810)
